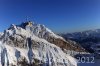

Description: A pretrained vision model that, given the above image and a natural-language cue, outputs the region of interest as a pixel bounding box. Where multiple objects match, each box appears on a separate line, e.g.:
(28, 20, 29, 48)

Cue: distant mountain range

(60, 29, 100, 53)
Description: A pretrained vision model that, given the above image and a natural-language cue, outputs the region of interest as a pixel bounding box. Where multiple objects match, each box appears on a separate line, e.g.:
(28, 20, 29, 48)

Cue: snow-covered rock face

(0, 22, 78, 66)
(17, 22, 64, 40)
(0, 41, 77, 66)
(1, 22, 85, 53)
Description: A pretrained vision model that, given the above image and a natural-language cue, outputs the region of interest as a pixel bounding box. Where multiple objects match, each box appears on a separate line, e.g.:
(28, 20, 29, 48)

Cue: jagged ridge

(7, 21, 85, 52)
(0, 21, 78, 66)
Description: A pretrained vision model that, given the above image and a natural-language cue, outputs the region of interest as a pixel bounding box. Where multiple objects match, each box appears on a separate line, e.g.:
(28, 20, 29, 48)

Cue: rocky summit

(0, 21, 85, 66)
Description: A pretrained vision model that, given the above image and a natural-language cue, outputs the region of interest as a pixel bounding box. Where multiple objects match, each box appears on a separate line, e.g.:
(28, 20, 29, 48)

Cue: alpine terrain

(60, 29, 100, 54)
(0, 21, 86, 66)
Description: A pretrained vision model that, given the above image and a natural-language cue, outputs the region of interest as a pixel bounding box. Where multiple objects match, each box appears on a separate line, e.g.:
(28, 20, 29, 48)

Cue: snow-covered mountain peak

(2, 21, 85, 53)
(0, 21, 79, 66)
(7, 21, 65, 41)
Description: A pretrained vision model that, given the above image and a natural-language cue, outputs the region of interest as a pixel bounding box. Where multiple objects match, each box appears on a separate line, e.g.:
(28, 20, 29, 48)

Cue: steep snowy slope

(0, 41, 77, 66)
(17, 22, 64, 40)
(0, 22, 78, 66)
(5, 22, 85, 52)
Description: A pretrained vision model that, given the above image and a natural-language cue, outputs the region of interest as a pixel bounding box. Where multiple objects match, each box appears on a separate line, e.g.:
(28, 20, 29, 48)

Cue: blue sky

(0, 0, 100, 33)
